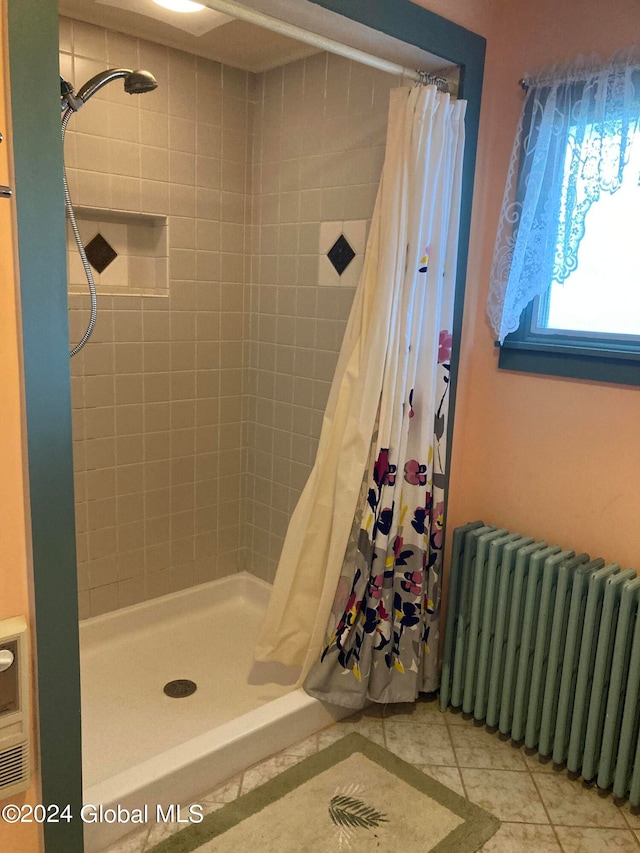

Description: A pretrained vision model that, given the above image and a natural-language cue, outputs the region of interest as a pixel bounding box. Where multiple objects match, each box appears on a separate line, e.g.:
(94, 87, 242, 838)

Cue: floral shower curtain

(254, 84, 466, 709)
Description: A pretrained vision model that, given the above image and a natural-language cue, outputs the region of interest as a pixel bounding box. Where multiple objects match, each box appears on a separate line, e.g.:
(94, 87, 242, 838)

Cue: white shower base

(80, 572, 349, 852)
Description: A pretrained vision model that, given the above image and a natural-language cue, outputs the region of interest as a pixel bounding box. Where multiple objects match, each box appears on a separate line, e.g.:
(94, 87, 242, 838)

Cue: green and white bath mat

(149, 733, 499, 852)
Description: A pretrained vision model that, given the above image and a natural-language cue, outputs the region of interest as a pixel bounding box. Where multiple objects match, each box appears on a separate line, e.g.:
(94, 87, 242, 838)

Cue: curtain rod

(200, 0, 449, 88)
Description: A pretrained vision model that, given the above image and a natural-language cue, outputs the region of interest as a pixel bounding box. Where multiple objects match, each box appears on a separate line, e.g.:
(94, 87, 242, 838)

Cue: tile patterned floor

(103, 697, 640, 852)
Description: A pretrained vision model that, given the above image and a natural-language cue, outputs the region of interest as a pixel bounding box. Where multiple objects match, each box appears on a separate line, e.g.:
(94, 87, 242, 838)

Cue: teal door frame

(8, 1, 83, 851)
(8, 1, 484, 851)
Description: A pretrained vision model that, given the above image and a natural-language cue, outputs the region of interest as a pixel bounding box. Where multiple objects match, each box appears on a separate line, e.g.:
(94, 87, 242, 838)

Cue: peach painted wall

(412, 0, 494, 36)
(0, 8, 42, 853)
(413, 0, 640, 569)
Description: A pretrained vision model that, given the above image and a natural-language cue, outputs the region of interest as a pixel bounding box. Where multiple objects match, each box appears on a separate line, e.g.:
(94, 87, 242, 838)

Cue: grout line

(236, 769, 246, 800)
(140, 823, 154, 853)
(445, 717, 461, 765)
(524, 761, 640, 833)
(527, 766, 564, 847)
(443, 717, 469, 799)
(625, 817, 640, 848)
(621, 803, 640, 832)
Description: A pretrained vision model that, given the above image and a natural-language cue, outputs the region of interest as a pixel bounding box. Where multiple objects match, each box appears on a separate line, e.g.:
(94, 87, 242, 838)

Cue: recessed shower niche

(66, 207, 168, 297)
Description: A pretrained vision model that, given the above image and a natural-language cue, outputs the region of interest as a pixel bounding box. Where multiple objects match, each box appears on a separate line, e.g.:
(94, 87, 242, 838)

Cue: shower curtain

(254, 84, 466, 709)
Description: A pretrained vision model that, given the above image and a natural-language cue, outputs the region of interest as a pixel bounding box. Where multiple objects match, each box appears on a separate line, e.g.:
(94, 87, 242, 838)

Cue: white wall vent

(0, 617, 30, 798)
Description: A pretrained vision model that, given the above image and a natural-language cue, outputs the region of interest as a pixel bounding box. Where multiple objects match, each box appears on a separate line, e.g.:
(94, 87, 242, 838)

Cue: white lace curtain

(487, 48, 640, 343)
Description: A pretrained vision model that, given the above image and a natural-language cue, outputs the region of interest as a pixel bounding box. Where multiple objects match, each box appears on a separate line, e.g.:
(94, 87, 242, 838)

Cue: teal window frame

(497, 85, 640, 386)
(498, 299, 640, 387)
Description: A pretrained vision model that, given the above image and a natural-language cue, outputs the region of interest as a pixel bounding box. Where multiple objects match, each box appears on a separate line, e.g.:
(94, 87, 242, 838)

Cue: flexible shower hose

(62, 106, 98, 357)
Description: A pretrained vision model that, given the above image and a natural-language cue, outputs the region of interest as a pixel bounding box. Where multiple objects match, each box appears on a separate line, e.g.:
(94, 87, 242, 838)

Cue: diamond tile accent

(327, 234, 355, 276)
(85, 232, 117, 274)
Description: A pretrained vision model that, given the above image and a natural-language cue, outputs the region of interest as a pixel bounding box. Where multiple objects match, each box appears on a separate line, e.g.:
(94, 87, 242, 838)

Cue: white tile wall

(62, 18, 249, 617)
(63, 17, 398, 613)
(244, 54, 398, 582)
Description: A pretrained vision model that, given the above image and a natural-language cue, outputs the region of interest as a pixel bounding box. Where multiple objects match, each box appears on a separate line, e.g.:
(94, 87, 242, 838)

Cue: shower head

(77, 68, 158, 102)
(62, 68, 157, 111)
(123, 70, 158, 95)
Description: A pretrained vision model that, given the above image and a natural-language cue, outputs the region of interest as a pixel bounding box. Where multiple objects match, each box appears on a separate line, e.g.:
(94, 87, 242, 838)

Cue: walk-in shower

(55, 7, 462, 850)
(63, 32, 392, 845)
(61, 68, 157, 356)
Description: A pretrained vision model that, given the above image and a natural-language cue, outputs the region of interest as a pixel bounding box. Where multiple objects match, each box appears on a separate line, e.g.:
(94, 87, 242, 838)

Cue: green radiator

(441, 522, 640, 804)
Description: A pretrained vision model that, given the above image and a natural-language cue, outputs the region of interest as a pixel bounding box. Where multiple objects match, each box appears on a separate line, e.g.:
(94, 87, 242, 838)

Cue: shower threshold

(79, 572, 349, 852)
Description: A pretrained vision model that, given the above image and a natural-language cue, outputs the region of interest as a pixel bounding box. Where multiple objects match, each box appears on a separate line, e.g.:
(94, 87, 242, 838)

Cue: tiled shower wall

(61, 17, 250, 617)
(61, 16, 397, 615)
(243, 55, 398, 581)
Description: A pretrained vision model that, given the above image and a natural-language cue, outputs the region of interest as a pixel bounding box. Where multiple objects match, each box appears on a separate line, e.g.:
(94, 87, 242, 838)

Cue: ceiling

(58, 0, 323, 73)
(58, 0, 454, 80)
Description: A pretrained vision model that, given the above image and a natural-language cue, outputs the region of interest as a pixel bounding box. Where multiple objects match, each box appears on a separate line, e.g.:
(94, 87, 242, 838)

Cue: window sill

(497, 339, 640, 386)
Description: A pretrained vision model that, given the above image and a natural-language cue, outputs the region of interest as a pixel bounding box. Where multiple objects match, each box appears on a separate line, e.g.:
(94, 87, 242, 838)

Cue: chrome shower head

(123, 70, 158, 95)
(62, 68, 157, 111)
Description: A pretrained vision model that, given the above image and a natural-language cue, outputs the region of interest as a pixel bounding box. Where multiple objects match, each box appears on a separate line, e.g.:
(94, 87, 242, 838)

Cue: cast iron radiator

(440, 521, 640, 804)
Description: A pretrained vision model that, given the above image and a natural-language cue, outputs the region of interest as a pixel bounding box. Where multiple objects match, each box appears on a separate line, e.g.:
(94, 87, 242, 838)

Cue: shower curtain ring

(415, 70, 449, 92)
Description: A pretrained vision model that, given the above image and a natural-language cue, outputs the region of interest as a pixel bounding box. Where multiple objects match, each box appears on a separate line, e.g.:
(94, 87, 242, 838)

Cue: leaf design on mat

(328, 795, 388, 829)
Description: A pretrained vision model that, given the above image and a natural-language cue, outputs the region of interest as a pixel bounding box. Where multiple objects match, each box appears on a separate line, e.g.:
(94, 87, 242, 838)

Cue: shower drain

(164, 679, 197, 698)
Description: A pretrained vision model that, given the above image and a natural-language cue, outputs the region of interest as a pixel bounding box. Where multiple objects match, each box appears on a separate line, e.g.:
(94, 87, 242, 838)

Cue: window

(532, 129, 640, 340)
(488, 52, 640, 385)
